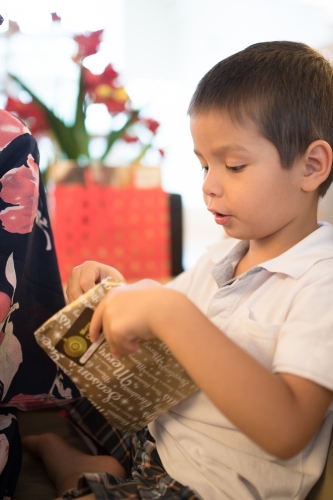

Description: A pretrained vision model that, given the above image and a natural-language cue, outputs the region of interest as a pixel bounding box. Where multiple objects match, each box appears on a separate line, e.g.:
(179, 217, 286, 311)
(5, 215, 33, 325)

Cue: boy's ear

(301, 140, 332, 193)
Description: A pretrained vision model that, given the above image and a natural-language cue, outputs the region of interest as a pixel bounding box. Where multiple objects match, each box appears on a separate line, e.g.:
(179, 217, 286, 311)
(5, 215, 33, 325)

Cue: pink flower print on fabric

(0, 293, 11, 327)
(0, 154, 39, 234)
(0, 109, 30, 151)
(0, 433, 9, 475)
(0, 414, 16, 474)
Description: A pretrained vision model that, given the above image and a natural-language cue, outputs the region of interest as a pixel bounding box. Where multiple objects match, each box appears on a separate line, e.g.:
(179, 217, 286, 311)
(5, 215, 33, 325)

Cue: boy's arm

(90, 285, 333, 460)
(156, 291, 332, 460)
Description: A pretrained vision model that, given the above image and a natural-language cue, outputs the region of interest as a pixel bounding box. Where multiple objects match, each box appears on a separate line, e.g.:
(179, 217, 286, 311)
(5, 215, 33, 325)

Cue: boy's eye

(201, 166, 209, 173)
(226, 165, 246, 173)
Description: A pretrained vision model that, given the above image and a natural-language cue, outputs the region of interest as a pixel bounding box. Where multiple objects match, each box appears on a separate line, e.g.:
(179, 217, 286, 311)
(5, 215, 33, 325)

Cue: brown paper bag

(35, 278, 197, 434)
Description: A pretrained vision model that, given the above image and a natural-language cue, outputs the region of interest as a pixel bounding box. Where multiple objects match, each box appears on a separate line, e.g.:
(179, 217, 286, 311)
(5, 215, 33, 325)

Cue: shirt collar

(210, 240, 249, 286)
(207, 237, 243, 264)
(207, 222, 333, 280)
(260, 222, 333, 279)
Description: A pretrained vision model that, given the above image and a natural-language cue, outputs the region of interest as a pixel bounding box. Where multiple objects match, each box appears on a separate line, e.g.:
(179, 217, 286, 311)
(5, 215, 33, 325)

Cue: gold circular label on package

(63, 336, 88, 357)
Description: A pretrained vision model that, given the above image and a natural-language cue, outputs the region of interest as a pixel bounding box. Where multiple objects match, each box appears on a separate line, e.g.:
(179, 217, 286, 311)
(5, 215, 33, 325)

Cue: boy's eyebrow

(194, 144, 249, 156)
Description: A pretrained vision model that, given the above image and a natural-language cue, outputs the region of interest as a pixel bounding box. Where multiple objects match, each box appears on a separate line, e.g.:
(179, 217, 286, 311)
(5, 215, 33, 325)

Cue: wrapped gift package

(35, 278, 197, 435)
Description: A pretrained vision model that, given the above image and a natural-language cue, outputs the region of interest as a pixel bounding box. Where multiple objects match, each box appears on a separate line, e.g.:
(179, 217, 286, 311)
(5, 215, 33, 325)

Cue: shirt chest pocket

(225, 308, 282, 369)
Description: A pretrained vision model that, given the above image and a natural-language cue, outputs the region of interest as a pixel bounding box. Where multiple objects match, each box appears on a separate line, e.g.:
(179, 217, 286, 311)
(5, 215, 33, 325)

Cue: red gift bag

(51, 181, 172, 284)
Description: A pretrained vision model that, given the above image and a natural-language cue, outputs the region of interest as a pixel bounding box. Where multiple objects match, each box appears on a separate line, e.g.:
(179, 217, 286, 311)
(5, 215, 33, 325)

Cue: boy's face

(190, 110, 311, 243)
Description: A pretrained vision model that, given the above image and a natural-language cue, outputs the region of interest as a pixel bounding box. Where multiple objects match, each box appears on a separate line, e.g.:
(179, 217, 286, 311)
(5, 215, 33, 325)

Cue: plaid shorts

(63, 399, 200, 500)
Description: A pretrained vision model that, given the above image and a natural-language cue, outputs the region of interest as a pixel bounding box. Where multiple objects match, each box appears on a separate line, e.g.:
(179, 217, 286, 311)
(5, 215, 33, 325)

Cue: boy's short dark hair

(188, 41, 333, 196)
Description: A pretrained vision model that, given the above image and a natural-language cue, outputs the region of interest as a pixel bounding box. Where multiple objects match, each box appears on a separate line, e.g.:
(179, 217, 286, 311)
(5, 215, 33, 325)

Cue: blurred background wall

(1, 0, 333, 270)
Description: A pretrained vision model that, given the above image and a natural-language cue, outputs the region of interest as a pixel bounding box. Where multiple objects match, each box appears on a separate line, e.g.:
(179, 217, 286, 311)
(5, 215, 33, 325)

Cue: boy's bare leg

(23, 433, 127, 496)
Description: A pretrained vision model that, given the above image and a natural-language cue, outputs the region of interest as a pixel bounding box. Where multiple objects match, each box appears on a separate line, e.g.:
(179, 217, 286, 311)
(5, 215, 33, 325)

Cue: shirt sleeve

(273, 270, 333, 392)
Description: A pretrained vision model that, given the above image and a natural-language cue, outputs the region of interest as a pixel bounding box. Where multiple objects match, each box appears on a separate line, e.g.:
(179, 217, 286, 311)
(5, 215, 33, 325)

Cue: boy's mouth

(209, 210, 232, 226)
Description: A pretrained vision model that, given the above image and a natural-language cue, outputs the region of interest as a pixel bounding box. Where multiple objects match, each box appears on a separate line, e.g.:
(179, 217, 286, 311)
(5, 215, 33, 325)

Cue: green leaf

(71, 67, 89, 157)
(8, 73, 88, 159)
(101, 109, 139, 161)
(132, 142, 152, 164)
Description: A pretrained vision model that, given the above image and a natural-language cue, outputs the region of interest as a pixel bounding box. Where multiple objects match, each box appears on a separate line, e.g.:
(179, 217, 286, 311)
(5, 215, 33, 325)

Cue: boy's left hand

(89, 279, 163, 359)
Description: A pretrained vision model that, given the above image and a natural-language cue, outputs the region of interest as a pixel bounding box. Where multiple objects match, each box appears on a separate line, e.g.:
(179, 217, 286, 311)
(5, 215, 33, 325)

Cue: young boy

(25, 41, 333, 500)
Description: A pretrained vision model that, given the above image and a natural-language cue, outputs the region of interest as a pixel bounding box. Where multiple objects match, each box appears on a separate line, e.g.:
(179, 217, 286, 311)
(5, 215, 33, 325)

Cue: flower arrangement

(4, 17, 163, 171)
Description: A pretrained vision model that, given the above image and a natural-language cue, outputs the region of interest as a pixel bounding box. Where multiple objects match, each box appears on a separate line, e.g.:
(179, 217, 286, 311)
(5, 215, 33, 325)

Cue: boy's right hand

(66, 261, 125, 302)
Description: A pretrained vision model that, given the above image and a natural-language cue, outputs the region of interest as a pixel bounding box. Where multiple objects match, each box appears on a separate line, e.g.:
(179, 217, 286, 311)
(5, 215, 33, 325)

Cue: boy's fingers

(89, 301, 104, 343)
(66, 282, 81, 303)
(66, 261, 127, 303)
(76, 266, 101, 295)
(66, 280, 84, 303)
(108, 338, 139, 360)
(67, 264, 101, 302)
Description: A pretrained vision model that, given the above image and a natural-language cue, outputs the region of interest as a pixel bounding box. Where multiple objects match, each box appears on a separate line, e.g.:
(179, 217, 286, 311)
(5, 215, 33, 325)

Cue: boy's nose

(202, 171, 223, 198)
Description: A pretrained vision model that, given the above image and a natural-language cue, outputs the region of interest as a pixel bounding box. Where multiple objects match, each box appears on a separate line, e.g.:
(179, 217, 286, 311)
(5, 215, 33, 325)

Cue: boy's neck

(234, 216, 319, 277)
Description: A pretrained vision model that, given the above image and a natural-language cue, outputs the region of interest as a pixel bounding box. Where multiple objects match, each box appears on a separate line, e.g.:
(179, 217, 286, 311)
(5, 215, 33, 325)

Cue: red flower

(101, 98, 127, 113)
(142, 118, 160, 134)
(8, 20, 20, 35)
(123, 134, 139, 143)
(51, 12, 61, 22)
(73, 30, 104, 63)
(5, 97, 50, 135)
(83, 64, 119, 92)
(0, 154, 39, 234)
(90, 85, 130, 113)
(0, 109, 30, 150)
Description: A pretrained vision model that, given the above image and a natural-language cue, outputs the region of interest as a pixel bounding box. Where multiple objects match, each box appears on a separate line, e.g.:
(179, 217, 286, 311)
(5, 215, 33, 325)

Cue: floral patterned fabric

(0, 110, 81, 499)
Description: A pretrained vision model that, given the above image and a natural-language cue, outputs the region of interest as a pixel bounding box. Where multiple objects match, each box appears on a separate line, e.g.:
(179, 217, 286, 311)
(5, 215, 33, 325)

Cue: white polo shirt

(149, 223, 333, 500)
